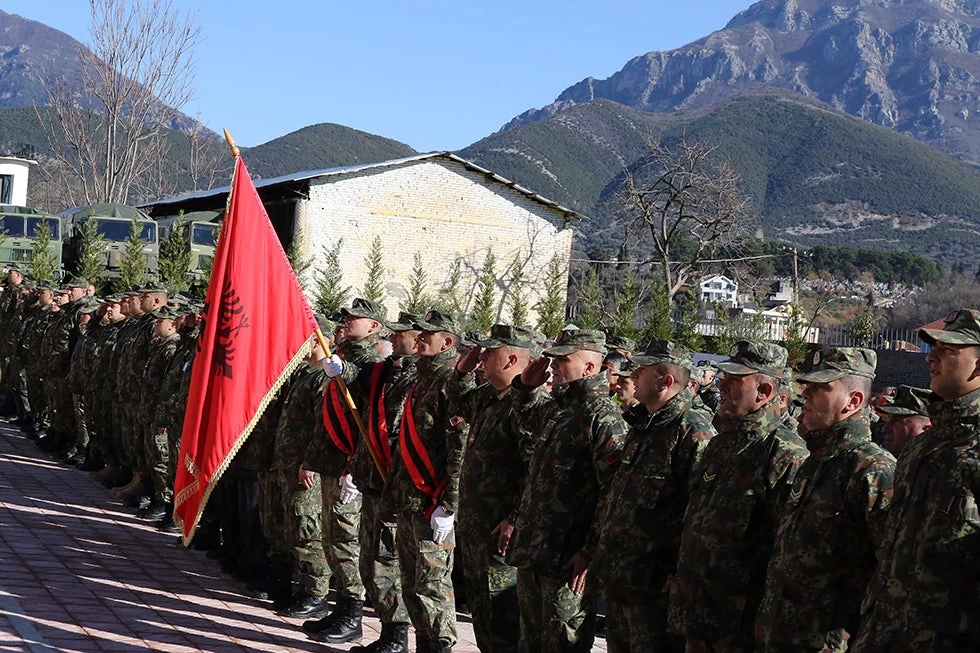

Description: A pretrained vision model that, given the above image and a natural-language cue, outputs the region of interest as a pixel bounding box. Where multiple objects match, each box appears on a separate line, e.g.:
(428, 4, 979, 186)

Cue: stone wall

(296, 158, 574, 324)
(873, 349, 930, 392)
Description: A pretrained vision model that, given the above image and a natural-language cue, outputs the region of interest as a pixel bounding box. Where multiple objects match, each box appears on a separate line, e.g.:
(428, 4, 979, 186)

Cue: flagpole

(222, 128, 387, 482)
(314, 329, 387, 482)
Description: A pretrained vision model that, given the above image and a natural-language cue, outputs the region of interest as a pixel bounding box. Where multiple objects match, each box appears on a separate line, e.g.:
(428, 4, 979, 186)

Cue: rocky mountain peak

(501, 0, 980, 164)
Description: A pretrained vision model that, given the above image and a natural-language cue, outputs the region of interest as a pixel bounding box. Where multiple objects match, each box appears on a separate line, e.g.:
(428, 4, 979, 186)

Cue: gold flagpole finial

(223, 128, 240, 158)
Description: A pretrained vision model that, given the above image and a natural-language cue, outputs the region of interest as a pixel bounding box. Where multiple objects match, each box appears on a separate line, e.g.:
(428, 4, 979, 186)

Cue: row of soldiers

(1, 260, 977, 652)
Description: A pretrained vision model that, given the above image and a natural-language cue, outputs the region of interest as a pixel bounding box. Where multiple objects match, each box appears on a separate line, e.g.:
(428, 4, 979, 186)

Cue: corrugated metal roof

(140, 151, 584, 224)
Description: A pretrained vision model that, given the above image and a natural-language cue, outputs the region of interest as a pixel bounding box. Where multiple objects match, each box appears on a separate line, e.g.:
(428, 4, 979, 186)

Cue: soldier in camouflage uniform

(755, 348, 895, 651)
(273, 337, 331, 618)
(452, 324, 538, 653)
(21, 283, 56, 437)
(877, 384, 935, 456)
(85, 296, 129, 478)
(382, 310, 466, 653)
(0, 265, 25, 414)
(137, 306, 183, 520)
(668, 340, 809, 653)
(348, 311, 421, 653)
(38, 277, 89, 453)
(506, 328, 629, 653)
(304, 298, 386, 642)
(855, 309, 980, 651)
(2, 281, 34, 423)
(596, 340, 715, 653)
(64, 298, 102, 464)
(152, 306, 200, 531)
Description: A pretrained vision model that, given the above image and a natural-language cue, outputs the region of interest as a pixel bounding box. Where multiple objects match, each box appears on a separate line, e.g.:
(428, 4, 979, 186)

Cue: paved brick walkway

(0, 418, 496, 653)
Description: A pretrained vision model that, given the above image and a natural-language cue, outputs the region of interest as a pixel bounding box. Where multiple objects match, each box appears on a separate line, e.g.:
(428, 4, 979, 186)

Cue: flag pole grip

(314, 329, 388, 483)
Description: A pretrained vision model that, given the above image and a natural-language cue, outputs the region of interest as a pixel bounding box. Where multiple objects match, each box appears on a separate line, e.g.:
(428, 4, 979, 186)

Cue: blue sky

(6, 1, 751, 151)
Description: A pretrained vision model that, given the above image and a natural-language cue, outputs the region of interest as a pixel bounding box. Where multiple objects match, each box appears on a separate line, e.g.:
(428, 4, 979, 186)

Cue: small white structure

(0, 156, 36, 207)
(699, 274, 738, 307)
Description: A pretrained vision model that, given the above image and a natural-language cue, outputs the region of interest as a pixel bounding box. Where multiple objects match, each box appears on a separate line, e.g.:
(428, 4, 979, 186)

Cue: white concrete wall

(0, 157, 34, 207)
(297, 159, 573, 326)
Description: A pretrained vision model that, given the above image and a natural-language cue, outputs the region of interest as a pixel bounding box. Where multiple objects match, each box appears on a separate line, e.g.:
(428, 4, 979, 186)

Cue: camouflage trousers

(258, 471, 289, 568)
(6, 362, 29, 418)
(396, 510, 457, 646)
(109, 397, 127, 467)
(320, 475, 365, 600)
(606, 589, 683, 653)
(26, 369, 46, 425)
(146, 425, 171, 504)
(517, 567, 596, 653)
(359, 493, 408, 625)
(71, 394, 89, 448)
(279, 470, 330, 597)
(43, 377, 73, 435)
(458, 518, 519, 653)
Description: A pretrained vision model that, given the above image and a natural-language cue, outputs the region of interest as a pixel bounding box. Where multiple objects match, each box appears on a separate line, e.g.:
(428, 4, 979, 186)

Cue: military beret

(715, 340, 788, 377)
(798, 347, 876, 383)
(919, 309, 980, 347)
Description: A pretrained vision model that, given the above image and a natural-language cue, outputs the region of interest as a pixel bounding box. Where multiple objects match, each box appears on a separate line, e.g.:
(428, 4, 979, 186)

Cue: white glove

(339, 473, 360, 505)
(322, 354, 343, 377)
(429, 506, 455, 544)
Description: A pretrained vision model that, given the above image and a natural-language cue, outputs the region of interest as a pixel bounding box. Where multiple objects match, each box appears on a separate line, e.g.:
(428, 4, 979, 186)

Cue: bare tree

(39, 0, 202, 206)
(619, 138, 752, 305)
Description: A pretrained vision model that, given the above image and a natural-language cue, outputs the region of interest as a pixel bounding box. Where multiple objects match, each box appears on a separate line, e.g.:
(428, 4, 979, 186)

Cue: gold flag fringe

(176, 336, 314, 547)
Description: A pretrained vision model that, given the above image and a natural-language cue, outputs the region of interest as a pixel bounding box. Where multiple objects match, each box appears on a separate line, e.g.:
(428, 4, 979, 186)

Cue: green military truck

(61, 203, 159, 280)
(157, 210, 222, 283)
(0, 205, 63, 278)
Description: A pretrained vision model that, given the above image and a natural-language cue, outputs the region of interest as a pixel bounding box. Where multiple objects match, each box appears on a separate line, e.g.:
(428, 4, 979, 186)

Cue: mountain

(0, 10, 84, 109)
(502, 0, 980, 165)
(463, 93, 980, 269)
(241, 123, 417, 180)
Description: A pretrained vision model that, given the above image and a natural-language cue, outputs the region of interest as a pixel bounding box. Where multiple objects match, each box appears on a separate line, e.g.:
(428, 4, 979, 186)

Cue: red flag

(173, 156, 317, 544)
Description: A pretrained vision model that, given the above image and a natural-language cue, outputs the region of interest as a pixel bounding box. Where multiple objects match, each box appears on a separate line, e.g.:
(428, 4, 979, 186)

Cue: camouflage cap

(387, 311, 423, 332)
(544, 329, 607, 357)
(919, 309, 980, 347)
(715, 340, 788, 377)
(629, 338, 692, 368)
(101, 293, 125, 304)
(63, 276, 89, 289)
(78, 299, 100, 314)
(478, 324, 534, 350)
(124, 289, 142, 297)
(413, 309, 461, 336)
(460, 330, 483, 348)
(315, 313, 337, 334)
(341, 297, 388, 323)
(151, 305, 180, 320)
(798, 347, 877, 383)
(781, 366, 795, 390)
(613, 359, 638, 378)
(607, 335, 637, 353)
(35, 282, 55, 292)
(6, 263, 23, 272)
(879, 385, 935, 417)
(139, 281, 167, 294)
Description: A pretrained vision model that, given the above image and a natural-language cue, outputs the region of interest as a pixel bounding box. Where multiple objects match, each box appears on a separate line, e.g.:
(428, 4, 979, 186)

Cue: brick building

(142, 152, 577, 323)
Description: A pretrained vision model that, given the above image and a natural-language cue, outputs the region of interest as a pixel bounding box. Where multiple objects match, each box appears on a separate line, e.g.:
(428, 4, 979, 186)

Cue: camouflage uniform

(352, 341, 418, 631)
(138, 311, 181, 507)
(855, 310, 980, 652)
(452, 325, 540, 653)
(93, 316, 128, 466)
(320, 334, 384, 603)
(507, 329, 629, 653)
(384, 311, 467, 649)
(756, 348, 895, 652)
(40, 294, 85, 438)
(668, 341, 809, 651)
(67, 301, 100, 454)
(273, 364, 330, 598)
(597, 341, 715, 653)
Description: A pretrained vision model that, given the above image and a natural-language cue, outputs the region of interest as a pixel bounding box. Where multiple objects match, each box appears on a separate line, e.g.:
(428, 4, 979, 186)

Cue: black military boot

(138, 501, 167, 521)
(433, 640, 452, 653)
(281, 592, 328, 619)
(315, 596, 363, 643)
(414, 636, 432, 653)
(351, 622, 409, 653)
